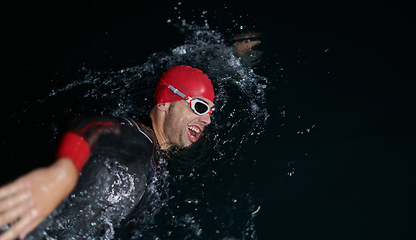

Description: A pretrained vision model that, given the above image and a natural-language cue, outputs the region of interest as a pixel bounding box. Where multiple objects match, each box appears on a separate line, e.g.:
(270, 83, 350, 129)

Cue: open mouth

(187, 125, 203, 143)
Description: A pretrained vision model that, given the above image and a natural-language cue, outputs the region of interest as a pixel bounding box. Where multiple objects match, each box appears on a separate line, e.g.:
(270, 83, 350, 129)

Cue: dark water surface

(2, 0, 415, 239)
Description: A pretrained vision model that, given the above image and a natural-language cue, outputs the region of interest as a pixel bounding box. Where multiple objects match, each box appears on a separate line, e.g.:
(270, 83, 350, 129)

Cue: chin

(181, 140, 193, 148)
(177, 133, 193, 149)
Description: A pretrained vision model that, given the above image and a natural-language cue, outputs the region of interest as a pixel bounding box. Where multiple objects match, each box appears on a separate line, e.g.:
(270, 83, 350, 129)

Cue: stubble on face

(162, 99, 213, 150)
(163, 101, 192, 149)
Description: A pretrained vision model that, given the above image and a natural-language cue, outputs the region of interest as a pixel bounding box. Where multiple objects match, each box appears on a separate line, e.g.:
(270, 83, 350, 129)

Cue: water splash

(3, 21, 269, 239)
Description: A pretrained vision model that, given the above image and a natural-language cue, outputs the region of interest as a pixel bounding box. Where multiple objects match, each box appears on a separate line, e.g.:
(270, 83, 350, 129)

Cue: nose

(199, 113, 211, 125)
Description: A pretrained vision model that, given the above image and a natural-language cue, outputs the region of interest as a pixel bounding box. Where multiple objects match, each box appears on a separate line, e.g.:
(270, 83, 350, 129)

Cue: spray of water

(3, 19, 269, 239)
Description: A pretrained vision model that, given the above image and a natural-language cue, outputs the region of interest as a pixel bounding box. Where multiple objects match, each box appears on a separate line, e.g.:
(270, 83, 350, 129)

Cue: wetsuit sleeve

(55, 116, 120, 173)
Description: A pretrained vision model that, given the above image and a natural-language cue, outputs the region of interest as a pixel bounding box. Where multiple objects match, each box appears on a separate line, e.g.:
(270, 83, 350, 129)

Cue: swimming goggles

(161, 80, 214, 115)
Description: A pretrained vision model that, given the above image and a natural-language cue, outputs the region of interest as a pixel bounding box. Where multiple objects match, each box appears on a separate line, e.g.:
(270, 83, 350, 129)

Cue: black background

(1, 0, 415, 239)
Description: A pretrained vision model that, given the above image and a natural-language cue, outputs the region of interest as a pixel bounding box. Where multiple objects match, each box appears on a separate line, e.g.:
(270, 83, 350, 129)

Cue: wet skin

(156, 97, 214, 149)
(0, 158, 78, 240)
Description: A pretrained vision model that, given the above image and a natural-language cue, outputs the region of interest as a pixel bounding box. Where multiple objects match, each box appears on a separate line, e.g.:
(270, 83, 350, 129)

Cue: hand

(0, 158, 78, 240)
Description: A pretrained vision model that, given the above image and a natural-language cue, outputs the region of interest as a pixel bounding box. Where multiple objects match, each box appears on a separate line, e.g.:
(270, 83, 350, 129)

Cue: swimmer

(0, 65, 215, 240)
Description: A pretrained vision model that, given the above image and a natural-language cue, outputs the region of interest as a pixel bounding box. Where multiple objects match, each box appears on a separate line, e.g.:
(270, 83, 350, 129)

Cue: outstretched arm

(0, 158, 78, 240)
(0, 115, 121, 239)
(0, 115, 123, 239)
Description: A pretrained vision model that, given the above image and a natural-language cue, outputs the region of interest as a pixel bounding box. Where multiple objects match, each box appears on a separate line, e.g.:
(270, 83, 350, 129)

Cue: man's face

(163, 97, 214, 148)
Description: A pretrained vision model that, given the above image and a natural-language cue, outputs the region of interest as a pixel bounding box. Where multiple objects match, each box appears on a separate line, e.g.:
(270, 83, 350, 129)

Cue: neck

(149, 107, 171, 150)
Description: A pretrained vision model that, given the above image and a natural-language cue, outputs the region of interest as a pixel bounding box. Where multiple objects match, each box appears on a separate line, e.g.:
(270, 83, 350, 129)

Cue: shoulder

(118, 117, 154, 144)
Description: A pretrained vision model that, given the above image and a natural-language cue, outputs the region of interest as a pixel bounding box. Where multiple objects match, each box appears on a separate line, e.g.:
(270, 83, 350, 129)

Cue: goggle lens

(188, 97, 213, 115)
(194, 101, 209, 114)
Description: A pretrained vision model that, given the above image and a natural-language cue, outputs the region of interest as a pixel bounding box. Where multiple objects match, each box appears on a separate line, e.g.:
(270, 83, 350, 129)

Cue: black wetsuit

(26, 115, 164, 239)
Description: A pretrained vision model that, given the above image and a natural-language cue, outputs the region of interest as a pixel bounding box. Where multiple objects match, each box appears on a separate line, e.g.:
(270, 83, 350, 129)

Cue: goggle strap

(167, 85, 186, 99)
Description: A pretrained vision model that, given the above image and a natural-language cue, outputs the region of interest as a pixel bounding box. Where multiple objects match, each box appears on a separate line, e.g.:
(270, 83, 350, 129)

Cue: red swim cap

(153, 65, 215, 105)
